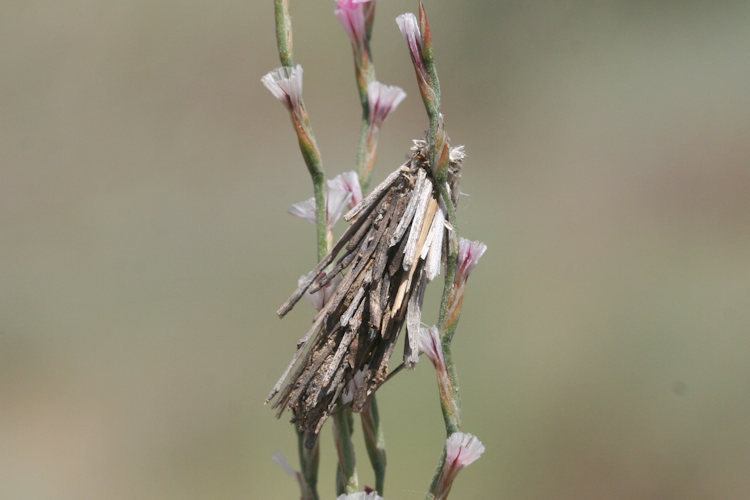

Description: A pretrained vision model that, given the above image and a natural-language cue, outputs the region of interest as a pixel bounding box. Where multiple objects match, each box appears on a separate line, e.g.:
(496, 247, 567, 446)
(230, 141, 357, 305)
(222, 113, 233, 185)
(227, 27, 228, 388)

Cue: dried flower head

(268, 142, 456, 443)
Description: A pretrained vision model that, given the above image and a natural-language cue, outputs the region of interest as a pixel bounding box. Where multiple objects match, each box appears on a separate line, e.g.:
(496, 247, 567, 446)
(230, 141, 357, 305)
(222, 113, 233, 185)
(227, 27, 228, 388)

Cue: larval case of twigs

(267, 140, 462, 442)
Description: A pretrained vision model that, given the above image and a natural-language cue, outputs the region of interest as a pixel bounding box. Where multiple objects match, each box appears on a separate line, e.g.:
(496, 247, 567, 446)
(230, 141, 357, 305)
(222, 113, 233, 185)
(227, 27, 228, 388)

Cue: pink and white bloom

(395, 13, 424, 72)
(328, 170, 363, 209)
(334, 0, 374, 50)
(341, 365, 368, 405)
(300, 274, 341, 311)
(336, 491, 383, 500)
(368, 81, 407, 129)
(445, 432, 485, 470)
(289, 171, 362, 229)
(456, 237, 487, 284)
(434, 432, 485, 498)
(261, 65, 304, 114)
(418, 325, 444, 368)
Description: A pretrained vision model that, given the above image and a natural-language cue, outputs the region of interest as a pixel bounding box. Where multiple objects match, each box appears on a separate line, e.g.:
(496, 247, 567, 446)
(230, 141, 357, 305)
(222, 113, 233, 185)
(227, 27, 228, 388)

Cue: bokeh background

(2, 1, 750, 499)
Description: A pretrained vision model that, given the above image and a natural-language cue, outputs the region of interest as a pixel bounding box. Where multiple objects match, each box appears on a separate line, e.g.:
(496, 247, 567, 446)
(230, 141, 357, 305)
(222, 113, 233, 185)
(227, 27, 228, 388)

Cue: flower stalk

(360, 397, 386, 494)
(267, 2, 327, 497)
(397, 3, 488, 498)
(333, 408, 359, 494)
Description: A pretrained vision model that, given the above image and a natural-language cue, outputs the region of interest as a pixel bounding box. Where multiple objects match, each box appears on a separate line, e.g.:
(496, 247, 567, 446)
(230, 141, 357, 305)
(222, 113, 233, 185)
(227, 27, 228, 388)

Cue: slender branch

(274, 0, 293, 67)
(352, 22, 376, 191)
(273, 2, 325, 497)
(333, 409, 359, 494)
(340, 5, 389, 491)
(296, 426, 320, 500)
(361, 397, 387, 494)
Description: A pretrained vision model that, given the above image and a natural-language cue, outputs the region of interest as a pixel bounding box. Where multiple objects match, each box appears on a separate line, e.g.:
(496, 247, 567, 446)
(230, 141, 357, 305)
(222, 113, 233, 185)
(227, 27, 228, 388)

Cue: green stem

(333, 409, 359, 494)
(297, 426, 320, 500)
(355, 114, 371, 191)
(361, 396, 387, 494)
(426, 447, 447, 499)
(274, 0, 293, 67)
(273, 1, 325, 498)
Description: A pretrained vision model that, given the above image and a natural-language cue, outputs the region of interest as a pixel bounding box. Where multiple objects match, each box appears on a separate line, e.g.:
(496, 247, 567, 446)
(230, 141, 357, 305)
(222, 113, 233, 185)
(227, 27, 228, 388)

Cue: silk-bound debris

(267, 140, 463, 443)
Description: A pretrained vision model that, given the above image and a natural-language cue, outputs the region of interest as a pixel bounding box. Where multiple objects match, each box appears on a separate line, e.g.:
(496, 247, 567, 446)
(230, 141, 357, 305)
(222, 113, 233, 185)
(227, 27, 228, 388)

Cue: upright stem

(353, 48, 376, 190)
(273, 2, 325, 498)
(333, 409, 359, 494)
(361, 396, 387, 494)
(296, 426, 320, 500)
(274, 0, 293, 67)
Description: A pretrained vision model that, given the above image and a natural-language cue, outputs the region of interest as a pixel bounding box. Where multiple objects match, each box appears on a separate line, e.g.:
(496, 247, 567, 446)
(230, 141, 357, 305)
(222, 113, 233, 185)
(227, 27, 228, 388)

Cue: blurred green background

(2, 1, 750, 499)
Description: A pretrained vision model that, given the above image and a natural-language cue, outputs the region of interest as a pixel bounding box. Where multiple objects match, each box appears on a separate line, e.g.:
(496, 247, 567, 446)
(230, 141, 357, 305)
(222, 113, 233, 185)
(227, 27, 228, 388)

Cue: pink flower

(434, 432, 485, 498)
(300, 274, 341, 311)
(328, 170, 363, 209)
(445, 432, 485, 470)
(368, 81, 407, 129)
(288, 171, 361, 229)
(261, 65, 304, 113)
(395, 13, 424, 72)
(418, 325, 444, 367)
(334, 0, 374, 50)
(456, 238, 487, 284)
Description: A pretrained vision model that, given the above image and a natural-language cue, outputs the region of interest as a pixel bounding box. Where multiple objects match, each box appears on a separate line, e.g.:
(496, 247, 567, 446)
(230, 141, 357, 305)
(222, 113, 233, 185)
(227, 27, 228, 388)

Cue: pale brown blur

(2, 1, 749, 499)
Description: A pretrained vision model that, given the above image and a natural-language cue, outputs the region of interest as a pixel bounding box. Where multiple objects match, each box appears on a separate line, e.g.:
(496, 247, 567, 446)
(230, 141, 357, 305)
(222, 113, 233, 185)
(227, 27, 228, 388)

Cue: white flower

(336, 491, 383, 500)
(445, 432, 485, 470)
(418, 325, 444, 367)
(328, 170, 363, 209)
(261, 65, 304, 112)
(434, 432, 485, 497)
(289, 172, 362, 229)
(456, 238, 487, 283)
(368, 81, 406, 129)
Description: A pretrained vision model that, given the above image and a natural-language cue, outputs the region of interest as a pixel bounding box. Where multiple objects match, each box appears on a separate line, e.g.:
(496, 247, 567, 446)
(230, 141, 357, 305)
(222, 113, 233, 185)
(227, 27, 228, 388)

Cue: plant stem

(333, 408, 359, 494)
(296, 426, 320, 500)
(273, 2, 325, 498)
(361, 397, 387, 494)
(274, 0, 293, 67)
